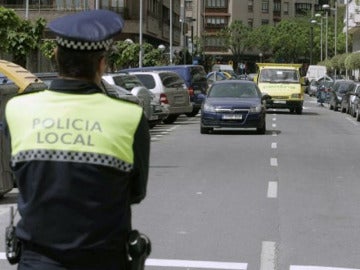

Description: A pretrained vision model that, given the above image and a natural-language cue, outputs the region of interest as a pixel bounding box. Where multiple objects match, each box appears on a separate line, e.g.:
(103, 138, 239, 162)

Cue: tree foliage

(219, 20, 252, 64)
(345, 52, 360, 70)
(108, 41, 164, 71)
(249, 24, 274, 55)
(270, 19, 309, 63)
(0, 6, 45, 67)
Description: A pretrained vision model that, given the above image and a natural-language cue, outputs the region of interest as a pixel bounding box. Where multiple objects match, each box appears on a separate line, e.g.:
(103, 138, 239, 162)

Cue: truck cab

(254, 63, 305, 114)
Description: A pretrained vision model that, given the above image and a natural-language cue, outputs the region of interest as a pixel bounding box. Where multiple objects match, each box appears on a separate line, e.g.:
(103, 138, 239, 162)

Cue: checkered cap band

(56, 36, 113, 51)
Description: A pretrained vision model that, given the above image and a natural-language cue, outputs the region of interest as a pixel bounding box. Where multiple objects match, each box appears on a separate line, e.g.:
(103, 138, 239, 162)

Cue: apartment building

(2, 0, 347, 71)
(183, 0, 332, 64)
(0, 0, 182, 53)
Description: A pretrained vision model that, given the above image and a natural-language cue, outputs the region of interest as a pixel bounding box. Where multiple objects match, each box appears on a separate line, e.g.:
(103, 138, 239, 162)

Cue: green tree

(0, 6, 45, 67)
(40, 39, 57, 70)
(0, 7, 20, 53)
(108, 41, 163, 71)
(219, 20, 252, 67)
(250, 24, 274, 58)
(270, 19, 309, 63)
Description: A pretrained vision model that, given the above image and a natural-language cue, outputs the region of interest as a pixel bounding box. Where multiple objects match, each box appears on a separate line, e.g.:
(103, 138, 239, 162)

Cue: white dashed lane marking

(267, 181, 278, 198)
(260, 241, 276, 270)
(290, 266, 360, 270)
(270, 158, 278, 167)
(146, 259, 248, 269)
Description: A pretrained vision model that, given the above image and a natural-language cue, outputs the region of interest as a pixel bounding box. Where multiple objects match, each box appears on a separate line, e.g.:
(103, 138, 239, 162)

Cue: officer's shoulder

(6, 84, 47, 103)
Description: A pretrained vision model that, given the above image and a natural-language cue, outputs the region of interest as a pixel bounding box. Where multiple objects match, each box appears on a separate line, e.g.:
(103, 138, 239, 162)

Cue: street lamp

(346, 0, 349, 79)
(315, 13, 323, 61)
(322, 4, 330, 60)
(139, 0, 143, 67)
(259, 53, 263, 63)
(310, 19, 317, 65)
(330, 3, 338, 77)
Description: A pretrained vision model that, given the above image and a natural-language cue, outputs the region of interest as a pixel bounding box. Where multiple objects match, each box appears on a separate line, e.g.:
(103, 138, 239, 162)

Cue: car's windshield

(259, 68, 299, 83)
(208, 83, 259, 98)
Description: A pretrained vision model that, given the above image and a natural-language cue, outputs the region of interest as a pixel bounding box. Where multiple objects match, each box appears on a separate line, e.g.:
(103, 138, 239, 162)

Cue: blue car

(200, 80, 269, 134)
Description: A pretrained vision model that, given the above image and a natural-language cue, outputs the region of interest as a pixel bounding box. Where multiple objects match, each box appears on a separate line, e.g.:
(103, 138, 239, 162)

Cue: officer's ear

(54, 47, 59, 64)
(98, 55, 107, 75)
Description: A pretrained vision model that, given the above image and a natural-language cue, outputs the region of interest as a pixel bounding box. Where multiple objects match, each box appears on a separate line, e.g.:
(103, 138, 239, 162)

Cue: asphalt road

(1, 95, 360, 270)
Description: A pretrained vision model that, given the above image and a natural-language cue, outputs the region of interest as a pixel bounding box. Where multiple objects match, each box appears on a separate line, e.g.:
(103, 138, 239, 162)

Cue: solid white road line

(345, 117, 359, 126)
(271, 142, 277, 149)
(146, 259, 248, 269)
(260, 241, 276, 270)
(270, 158, 278, 167)
(290, 266, 360, 270)
(267, 182, 278, 198)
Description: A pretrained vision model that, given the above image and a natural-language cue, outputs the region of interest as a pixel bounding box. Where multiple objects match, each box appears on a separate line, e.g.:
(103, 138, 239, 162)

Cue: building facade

(2, 0, 351, 71)
(182, 0, 334, 65)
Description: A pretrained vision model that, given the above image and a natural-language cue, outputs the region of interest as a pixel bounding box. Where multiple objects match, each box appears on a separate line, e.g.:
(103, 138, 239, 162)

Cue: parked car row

(306, 75, 360, 121)
(120, 65, 208, 117)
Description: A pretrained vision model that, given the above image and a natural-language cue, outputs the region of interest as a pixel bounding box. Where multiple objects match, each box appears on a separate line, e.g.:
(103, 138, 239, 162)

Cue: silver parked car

(102, 73, 169, 128)
(129, 71, 193, 124)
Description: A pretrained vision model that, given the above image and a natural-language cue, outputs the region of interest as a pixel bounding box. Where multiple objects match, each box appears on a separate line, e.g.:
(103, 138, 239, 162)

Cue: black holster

(127, 230, 151, 270)
(5, 224, 21, 264)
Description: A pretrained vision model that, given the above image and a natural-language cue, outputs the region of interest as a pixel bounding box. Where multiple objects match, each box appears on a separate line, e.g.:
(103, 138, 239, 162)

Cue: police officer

(5, 9, 150, 270)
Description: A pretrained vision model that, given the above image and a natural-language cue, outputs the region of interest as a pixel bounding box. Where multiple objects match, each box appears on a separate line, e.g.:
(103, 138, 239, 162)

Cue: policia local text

(33, 118, 102, 146)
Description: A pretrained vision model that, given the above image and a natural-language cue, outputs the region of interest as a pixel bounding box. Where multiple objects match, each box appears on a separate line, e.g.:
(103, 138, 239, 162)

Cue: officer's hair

(56, 46, 106, 80)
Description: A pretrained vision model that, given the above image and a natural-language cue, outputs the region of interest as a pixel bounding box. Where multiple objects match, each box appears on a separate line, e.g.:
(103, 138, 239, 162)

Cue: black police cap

(48, 9, 124, 51)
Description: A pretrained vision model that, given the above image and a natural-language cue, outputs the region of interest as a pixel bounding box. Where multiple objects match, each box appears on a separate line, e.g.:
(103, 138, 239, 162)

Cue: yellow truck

(254, 63, 305, 114)
(0, 60, 48, 197)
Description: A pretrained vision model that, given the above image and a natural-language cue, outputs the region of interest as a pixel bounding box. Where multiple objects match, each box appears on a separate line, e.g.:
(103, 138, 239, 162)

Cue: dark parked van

(120, 65, 208, 116)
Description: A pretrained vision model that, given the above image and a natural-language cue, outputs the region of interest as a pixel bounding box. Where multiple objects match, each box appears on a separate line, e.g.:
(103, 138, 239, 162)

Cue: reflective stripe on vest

(5, 90, 143, 172)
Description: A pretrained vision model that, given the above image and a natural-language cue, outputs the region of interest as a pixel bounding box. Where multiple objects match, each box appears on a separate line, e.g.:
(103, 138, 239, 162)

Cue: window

(55, 0, 89, 10)
(205, 36, 225, 47)
(134, 74, 156, 90)
(274, 0, 281, 12)
(185, 0, 192, 10)
(100, 0, 124, 8)
(283, 2, 289, 15)
(148, 0, 160, 16)
(248, 0, 253, 12)
(248, 18, 253, 28)
(206, 16, 228, 28)
(261, 19, 269, 25)
(206, 0, 227, 8)
(261, 0, 269, 13)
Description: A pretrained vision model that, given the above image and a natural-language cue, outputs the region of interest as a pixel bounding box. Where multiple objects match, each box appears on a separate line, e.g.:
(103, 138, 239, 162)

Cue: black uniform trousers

(18, 246, 129, 270)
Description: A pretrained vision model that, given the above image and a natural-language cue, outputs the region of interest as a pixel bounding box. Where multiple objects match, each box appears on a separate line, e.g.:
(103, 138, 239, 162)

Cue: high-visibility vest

(5, 90, 143, 172)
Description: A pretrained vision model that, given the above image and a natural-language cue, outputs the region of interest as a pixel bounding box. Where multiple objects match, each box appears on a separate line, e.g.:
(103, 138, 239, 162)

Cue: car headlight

(203, 103, 216, 112)
(249, 104, 262, 113)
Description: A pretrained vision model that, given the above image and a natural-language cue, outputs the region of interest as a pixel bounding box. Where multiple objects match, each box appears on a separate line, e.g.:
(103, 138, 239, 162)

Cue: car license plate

(274, 100, 286, 104)
(222, 114, 242, 120)
(194, 90, 202, 94)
